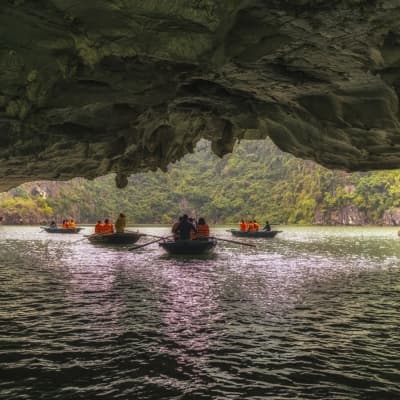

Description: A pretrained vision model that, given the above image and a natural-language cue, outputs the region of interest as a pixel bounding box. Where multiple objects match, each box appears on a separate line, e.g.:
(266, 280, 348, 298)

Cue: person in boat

(239, 219, 247, 232)
(69, 219, 76, 229)
(176, 214, 196, 240)
(263, 221, 271, 231)
(253, 220, 260, 231)
(247, 220, 255, 232)
(50, 220, 57, 228)
(62, 219, 69, 229)
(95, 220, 104, 234)
(103, 218, 114, 234)
(189, 217, 197, 240)
(196, 217, 210, 239)
(115, 213, 126, 233)
(172, 216, 183, 240)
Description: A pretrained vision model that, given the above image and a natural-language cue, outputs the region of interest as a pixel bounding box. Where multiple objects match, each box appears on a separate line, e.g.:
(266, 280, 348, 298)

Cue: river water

(1, 226, 400, 400)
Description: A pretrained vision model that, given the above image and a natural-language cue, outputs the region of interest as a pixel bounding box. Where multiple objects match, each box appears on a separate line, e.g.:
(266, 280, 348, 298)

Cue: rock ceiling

(0, 0, 400, 190)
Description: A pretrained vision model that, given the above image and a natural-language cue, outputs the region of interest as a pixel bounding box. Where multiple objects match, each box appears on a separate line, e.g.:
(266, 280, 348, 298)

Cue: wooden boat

(159, 238, 217, 255)
(228, 229, 281, 238)
(87, 231, 144, 245)
(41, 226, 83, 234)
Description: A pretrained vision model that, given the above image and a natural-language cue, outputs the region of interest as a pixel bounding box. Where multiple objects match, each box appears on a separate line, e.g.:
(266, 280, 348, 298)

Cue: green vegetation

(1, 139, 400, 225)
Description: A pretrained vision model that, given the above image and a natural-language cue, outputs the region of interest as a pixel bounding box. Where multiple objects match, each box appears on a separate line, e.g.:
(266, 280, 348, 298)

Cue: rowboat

(41, 226, 83, 234)
(87, 231, 144, 245)
(228, 229, 281, 238)
(159, 238, 217, 255)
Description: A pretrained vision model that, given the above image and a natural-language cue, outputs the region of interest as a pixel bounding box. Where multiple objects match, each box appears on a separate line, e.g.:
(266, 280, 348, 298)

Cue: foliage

(2, 139, 400, 225)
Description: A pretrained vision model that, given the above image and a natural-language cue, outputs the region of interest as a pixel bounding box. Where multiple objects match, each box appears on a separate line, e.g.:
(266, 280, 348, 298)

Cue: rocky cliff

(1, 1, 400, 191)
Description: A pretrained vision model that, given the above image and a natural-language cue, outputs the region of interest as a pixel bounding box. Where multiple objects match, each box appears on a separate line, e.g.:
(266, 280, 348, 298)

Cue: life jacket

(254, 222, 260, 231)
(248, 222, 255, 232)
(69, 221, 76, 228)
(240, 222, 247, 231)
(103, 223, 114, 234)
(95, 223, 104, 234)
(62, 221, 69, 229)
(197, 224, 210, 238)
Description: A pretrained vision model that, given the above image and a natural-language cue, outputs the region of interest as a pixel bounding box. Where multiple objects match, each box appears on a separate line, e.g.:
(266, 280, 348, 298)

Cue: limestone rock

(1, 1, 400, 190)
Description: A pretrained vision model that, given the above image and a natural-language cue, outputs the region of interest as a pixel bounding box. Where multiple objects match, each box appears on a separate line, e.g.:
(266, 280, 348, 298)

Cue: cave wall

(1, 0, 400, 191)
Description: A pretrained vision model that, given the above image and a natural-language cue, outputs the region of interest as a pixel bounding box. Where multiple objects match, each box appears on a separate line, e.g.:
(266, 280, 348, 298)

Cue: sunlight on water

(1, 225, 400, 399)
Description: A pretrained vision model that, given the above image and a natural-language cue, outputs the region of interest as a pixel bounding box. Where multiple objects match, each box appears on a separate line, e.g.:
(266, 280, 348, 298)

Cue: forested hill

(2, 139, 400, 225)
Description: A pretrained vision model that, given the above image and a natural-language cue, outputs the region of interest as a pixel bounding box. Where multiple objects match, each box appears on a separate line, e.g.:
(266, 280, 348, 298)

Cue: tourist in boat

(50, 220, 57, 228)
(115, 213, 126, 233)
(197, 217, 210, 239)
(172, 216, 183, 240)
(189, 217, 197, 240)
(62, 219, 69, 229)
(95, 220, 104, 234)
(247, 220, 255, 232)
(239, 219, 247, 231)
(69, 219, 76, 229)
(175, 214, 196, 240)
(263, 221, 271, 231)
(103, 219, 114, 234)
(253, 220, 260, 231)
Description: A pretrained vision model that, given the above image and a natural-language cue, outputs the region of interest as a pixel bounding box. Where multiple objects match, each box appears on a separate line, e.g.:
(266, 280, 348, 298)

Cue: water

(1, 226, 400, 400)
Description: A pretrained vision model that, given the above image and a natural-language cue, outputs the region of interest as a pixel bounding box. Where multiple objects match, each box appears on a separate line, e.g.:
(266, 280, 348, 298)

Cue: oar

(71, 237, 88, 244)
(140, 233, 170, 239)
(72, 232, 108, 243)
(128, 236, 171, 251)
(212, 236, 256, 247)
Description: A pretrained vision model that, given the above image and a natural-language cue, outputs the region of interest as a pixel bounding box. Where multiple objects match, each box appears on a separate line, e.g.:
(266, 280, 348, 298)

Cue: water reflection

(1, 225, 400, 399)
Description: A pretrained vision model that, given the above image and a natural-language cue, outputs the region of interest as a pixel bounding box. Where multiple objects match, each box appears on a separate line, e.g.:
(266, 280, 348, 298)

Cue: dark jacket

(177, 220, 196, 240)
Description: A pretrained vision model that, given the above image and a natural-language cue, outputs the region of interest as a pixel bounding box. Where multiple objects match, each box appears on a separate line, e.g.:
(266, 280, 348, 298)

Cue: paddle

(72, 232, 111, 243)
(71, 237, 88, 244)
(140, 233, 170, 239)
(211, 236, 256, 247)
(128, 235, 173, 251)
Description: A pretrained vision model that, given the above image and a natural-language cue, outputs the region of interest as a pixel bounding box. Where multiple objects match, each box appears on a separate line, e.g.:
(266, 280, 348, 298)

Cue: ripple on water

(1, 226, 400, 399)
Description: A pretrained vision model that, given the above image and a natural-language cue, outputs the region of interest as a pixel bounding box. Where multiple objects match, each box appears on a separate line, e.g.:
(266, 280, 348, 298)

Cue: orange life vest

(248, 222, 255, 232)
(95, 223, 104, 234)
(197, 224, 210, 238)
(62, 222, 69, 229)
(254, 222, 260, 231)
(69, 221, 76, 228)
(103, 223, 114, 234)
(240, 222, 247, 231)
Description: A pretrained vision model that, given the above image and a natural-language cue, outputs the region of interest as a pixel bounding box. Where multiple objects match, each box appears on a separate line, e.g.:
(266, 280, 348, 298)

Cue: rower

(115, 213, 126, 233)
(172, 217, 182, 240)
(176, 214, 196, 240)
(263, 221, 271, 231)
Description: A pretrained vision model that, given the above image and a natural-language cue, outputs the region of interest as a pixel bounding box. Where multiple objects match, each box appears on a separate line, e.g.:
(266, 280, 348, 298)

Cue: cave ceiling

(0, 0, 400, 190)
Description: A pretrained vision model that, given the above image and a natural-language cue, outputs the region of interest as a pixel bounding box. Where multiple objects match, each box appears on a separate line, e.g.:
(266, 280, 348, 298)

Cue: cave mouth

(1, 1, 400, 192)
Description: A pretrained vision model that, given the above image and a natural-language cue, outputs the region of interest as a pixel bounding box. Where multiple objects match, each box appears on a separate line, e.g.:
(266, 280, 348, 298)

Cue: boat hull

(41, 227, 82, 234)
(159, 238, 217, 255)
(88, 232, 143, 245)
(229, 229, 281, 238)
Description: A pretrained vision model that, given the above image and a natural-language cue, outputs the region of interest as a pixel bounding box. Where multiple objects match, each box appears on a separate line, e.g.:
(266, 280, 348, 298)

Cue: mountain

(2, 139, 400, 226)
